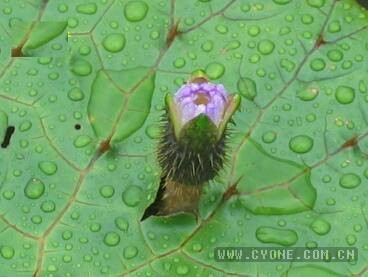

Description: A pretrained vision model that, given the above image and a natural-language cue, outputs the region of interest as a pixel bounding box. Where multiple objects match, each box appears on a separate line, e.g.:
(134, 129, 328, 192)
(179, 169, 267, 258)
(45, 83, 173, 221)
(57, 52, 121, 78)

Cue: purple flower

(174, 82, 229, 126)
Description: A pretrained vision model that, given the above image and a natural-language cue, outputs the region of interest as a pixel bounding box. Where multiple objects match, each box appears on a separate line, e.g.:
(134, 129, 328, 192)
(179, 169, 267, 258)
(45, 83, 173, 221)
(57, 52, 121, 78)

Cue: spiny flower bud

(158, 74, 241, 187)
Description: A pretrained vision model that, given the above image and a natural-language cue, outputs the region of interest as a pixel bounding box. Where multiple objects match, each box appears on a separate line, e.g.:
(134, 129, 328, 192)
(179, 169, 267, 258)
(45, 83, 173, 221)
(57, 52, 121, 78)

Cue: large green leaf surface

(0, 0, 368, 276)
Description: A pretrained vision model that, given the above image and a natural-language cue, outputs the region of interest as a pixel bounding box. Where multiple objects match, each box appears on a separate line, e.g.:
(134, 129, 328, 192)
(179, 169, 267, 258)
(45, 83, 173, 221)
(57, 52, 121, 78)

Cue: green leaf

(0, 0, 368, 276)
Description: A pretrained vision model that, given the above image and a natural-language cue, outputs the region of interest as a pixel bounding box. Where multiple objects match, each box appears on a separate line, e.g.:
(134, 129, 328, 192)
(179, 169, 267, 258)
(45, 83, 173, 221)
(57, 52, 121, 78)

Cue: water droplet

(104, 231, 120, 246)
(297, 87, 319, 101)
(90, 222, 101, 232)
(273, 0, 291, 4)
(237, 77, 257, 100)
(258, 39, 275, 55)
(122, 186, 143, 207)
(114, 217, 129, 232)
(248, 25, 260, 37)
(145, 124, 161, 139)
(176, 265, 189, 275)
(310, 58, 325, 71)
(335, 86, 355, 104)
(262, 131, 277, 143)
(24, 178, 45, 199)
(307, 0, 325, 8)
(310, 219, 331, 235)
(123, 246, 138, 259)
(339, 173, 361, 189)
(76, 3, 97, 14)
(68, 87, 85, 101)
(41, 200, 56, 212)
(192, 243, 203, 252)
(19, 120, 32, 132)
(328, 20, 341, 33)
(215, 24, 228, 34)
(38, 161, 57, 175)
(173, 58, 186, 68)
(201, 40, 213, 52)
(346, 234, 357, 245)
(205, 62, 225, 80)
(0, 246, 14, 259)
(62, 230, 73, 240)
(289, 135, 313, 154)
(70, 59, 92, 76)
(301, 14, 314, 24)
(73, 135, 92, 148)
(57, 4, 68, 13)
(225, 40, 241, 50)
(99, 185, 115, 198)
(102, 33, 126, 53)
(256, 227, 298, 246)
(2, 190, 15, 200)
(124, 1, 148, 22)
(31, 215, 42, 224)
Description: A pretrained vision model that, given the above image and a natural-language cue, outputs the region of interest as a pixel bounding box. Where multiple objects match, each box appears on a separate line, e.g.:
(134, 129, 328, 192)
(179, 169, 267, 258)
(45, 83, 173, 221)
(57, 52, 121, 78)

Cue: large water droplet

(335, 86, 355, 104)
(0, 246, 15, 259)
(237, 77, 257, 101)
(104, 232, 120, 246)
(102, 33, 126, 53)
(76, 3, 97, 14)
(258, 39, 275, 55)
(124, 1, 148, 22)
(68, 87, 85, 101)
(70, 59, 92, 76)
(99, 185, 115, 198)
(307, 0, 325, 8)
(262, 131, 277, 143)
(256, 227, 298, 246)
(310, 58, 325, 71)
(205, 62, 225, 80)
(289, 135, 313, 153)
(24, 178, 45, 199)
(297, 87, 319, 101)
(122, 186, 143, 207)
(339, 173, 361, 189)
(310, 219, 331, 235)
(38, 161, 57, 175)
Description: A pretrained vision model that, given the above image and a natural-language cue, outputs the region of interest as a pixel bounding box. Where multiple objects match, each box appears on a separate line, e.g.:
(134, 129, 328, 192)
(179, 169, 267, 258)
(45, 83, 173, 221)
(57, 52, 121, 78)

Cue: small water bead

(145, 124, 161, 139)
(215, 24, 228, 34)
(104, 232, 120, 246)
(289, 135, 313, 153)
(90, 223, 101, 232)
(346, 234, 357, 246)
(273, 0, 292, 4)
(225, 40, 241, 50)
(24, 178, 45, 199)
(123, 246, 138, 259)
(327, 49, 343, 62)
(0, 246, 15, 259)
(68, 17, 79, 28)
(115, 217, 129, 231)
(176, 265, 189, 275)
(2, 190, 15, 200)
(122, 186, 143, 207)
(173, 58, 185, 69)
(38, 161, 57, 175)
(124, 1, 149, 22)
(262, 131, 277, 143)
(342, 60, 353, 70)
(76, 3, 97, 14)
(58, 4, 68, 13)
(328, 20, 341, 33)
(19, 120, 32, 132)
(73, 135, 92, 148)
(99, 185, 115, 198)
(31, 215, 42, 224)
(102, 33, 126, 53)
(150, 30, 160, 40)
(310, 58, 325, 71)
(310, 219, 331, 235)
(339, 173, 361, 189)
(62, 230, 73, 240)
(201, 40, 213, 52)
(335, 86, 355, 104)
(79, 45, 91, 55)
(41, 200, 56, 212)
(248, 26, 260, 37)
(301, 14, 314, 24)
